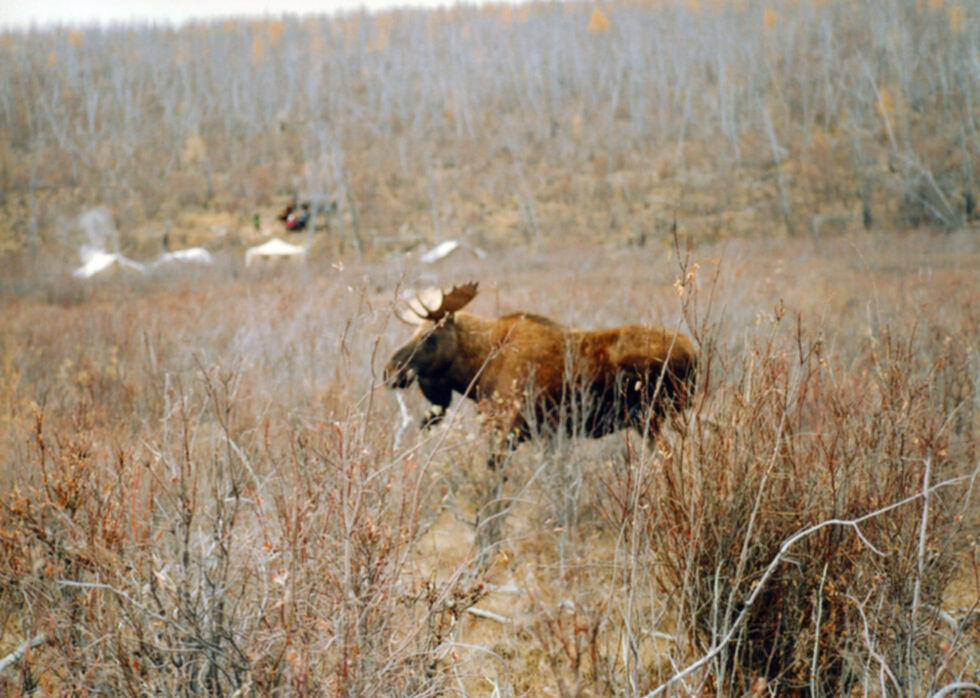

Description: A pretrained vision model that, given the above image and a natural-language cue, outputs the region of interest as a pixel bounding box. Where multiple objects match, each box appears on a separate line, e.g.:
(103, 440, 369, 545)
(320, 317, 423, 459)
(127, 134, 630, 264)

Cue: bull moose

(385, 282, 697, 468)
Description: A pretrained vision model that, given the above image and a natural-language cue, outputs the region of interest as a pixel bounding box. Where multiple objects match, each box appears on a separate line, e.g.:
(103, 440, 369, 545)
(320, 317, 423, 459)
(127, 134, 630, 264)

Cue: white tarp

(420, 240, 461, 263)
(151, 247, 214, 267)
(245, 238, 307, 266)
(73, 249, 146, 279)
(419, 239, 487, 264)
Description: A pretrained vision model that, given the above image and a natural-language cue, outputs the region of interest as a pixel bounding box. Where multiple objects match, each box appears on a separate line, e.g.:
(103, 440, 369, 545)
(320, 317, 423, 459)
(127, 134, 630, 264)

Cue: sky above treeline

(1, 0, 519, 30)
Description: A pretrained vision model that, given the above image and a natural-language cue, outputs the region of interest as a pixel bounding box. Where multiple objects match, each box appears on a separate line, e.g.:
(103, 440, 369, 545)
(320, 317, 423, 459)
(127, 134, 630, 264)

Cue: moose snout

(384, 360, 416, 389)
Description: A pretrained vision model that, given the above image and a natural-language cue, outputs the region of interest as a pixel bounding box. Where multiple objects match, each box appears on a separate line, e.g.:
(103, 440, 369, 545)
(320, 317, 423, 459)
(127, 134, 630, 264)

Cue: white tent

(245, 238, 307, 267)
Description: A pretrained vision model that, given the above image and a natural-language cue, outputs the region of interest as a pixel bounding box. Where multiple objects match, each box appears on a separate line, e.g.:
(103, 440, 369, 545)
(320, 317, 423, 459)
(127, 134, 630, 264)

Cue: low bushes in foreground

(0, 235, 977, 694)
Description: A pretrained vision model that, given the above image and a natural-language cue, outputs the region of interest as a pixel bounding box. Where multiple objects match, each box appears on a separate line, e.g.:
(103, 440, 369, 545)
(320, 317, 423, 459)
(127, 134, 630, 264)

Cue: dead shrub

(0, 362, 489, 695)
(651, 313, 975, 695)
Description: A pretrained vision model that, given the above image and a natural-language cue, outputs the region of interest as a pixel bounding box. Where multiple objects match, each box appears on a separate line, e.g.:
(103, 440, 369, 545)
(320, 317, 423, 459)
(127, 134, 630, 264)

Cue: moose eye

(422, 334, 438, 351)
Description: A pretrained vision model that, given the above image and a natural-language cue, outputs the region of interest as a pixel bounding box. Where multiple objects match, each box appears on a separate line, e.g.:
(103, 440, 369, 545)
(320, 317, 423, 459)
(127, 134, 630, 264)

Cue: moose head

(384, 282, 480, 391)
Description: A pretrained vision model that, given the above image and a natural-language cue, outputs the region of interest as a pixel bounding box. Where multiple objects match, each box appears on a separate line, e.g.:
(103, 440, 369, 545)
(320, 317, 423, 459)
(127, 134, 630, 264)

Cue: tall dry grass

(1, 231, 978, 694)
(654, 307, 977, 694)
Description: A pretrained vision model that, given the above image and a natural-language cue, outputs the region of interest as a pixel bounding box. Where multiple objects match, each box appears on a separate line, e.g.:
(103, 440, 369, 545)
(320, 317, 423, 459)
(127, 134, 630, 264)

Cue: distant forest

(1, 0, 978, 256)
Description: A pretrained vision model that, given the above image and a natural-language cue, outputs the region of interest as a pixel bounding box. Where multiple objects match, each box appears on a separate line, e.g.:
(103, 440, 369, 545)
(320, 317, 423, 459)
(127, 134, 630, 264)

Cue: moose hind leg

(486, 419, 528, 471)
(487, 429, 516, 471)
(629, 400, 666, 446)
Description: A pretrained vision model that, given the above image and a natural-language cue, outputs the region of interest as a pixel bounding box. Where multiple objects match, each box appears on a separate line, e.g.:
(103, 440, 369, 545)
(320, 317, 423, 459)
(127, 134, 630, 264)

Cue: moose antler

(436, 282, 479, 317)
(395, 287, 442, 325)
(395, 283, 479, 325)
(411, 282, 479, 322)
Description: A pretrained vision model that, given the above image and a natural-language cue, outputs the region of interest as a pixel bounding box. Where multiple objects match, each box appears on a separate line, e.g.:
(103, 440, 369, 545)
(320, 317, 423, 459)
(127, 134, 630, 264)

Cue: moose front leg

(418, 378, 452, 430)
(421, 404, 447, 429)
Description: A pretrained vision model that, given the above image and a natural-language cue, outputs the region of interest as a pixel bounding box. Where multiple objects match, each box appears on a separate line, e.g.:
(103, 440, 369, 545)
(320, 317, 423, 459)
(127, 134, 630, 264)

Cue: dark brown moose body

(385, 283, 697, 468)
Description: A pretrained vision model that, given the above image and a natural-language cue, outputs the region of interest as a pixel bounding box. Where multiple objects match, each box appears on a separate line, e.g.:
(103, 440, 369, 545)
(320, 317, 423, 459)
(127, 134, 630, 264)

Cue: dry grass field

(1, 228, 978, 695)
(2, 0, 980, 693)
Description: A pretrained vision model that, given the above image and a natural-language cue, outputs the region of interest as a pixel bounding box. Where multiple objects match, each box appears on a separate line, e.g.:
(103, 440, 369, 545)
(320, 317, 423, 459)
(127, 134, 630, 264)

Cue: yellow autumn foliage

(949, 2, 964, 32)
(268, 20, 284, 46)
(877, 87, 894, 118)
(182, 132, 207, 166)
(369, 15, 390, 53)
(588, 8, 611, 34)
(308, 28, 324, 55)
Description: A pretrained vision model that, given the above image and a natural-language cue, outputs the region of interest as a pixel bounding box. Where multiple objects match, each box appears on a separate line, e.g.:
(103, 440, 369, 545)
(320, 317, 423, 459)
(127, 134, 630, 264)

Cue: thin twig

(466, 607, 510, 624)
(57, 579, 191, 635)
(909, 456, 932, 671)
(810, 561, 829, 695)
(0, 634, 46, 676)
(393, 391, 413, 450)
(930, 682, 980, 697)
(849, 589, 902, 695)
